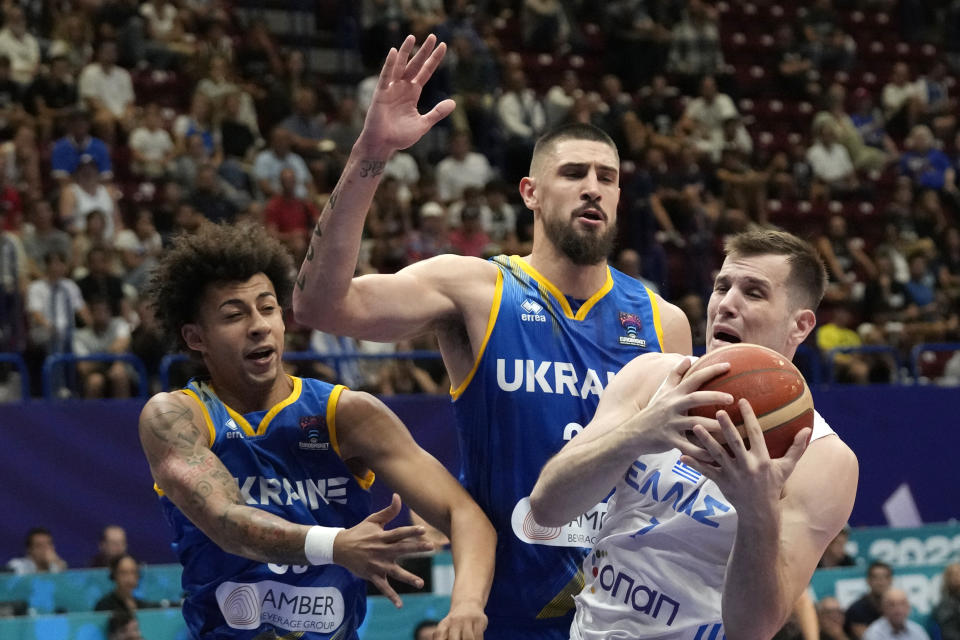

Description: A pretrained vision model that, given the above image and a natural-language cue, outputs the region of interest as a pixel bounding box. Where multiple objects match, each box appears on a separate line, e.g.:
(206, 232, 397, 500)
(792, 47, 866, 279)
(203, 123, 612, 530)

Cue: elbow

(529, 484, 564, 528)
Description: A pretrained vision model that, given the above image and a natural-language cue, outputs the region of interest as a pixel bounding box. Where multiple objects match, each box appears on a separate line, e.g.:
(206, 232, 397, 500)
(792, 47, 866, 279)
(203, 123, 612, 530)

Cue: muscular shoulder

(138, 391, 210, 460)
(400, 253, 499, 311)
(607, 352, 687, 405)
(652, 294, 692, 355)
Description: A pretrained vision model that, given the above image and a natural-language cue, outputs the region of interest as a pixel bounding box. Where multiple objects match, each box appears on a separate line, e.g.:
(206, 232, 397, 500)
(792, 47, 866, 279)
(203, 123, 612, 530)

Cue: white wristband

(304, 526, 344, 565)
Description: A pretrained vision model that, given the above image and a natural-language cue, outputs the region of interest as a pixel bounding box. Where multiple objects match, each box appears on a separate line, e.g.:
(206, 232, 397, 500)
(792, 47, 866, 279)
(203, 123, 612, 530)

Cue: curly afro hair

(146, 222, 295, 351)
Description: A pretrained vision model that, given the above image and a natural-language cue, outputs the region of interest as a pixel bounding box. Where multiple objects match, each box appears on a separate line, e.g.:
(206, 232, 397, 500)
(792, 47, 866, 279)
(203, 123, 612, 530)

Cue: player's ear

(182, 323, 204, 352)
(791, 308, 817, 346)
(519, 176, 538, 210)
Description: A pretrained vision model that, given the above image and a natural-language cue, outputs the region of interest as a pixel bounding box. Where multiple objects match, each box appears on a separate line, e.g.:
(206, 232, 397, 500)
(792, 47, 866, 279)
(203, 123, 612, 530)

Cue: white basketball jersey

(570, 410, 835, 640)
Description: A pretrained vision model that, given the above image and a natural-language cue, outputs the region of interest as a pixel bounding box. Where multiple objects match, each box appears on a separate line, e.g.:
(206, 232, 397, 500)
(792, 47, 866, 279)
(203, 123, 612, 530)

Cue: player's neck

(212, 373, 293, 415)
(525, 245, 608, 300)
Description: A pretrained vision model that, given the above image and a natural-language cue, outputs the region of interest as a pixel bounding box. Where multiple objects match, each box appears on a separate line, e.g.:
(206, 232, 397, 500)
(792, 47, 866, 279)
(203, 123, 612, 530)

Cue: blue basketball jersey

(159, 376, 374, 640)
(452, 255, 665, 636)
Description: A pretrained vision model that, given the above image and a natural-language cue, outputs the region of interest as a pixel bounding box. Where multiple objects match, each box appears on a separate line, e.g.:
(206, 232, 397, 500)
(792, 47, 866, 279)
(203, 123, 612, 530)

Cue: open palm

(363, 34, 456, 152)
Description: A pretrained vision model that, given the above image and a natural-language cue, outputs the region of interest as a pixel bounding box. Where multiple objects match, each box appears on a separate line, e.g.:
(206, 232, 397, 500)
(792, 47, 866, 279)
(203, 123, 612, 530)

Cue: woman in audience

(95, 554, 161, 614)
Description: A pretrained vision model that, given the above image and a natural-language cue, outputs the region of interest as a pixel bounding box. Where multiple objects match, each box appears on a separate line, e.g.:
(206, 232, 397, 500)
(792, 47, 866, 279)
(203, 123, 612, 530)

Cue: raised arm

(293, 34, 456, 339)
(684, 402, 858, 639)
(530, 355, 731, 526)
(335, 389, 496, 640)
(139, 391, 433, 591)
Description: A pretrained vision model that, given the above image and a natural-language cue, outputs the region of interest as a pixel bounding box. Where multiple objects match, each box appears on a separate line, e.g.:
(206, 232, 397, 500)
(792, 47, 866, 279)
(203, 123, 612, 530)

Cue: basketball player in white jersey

(531, 229, 859, 639)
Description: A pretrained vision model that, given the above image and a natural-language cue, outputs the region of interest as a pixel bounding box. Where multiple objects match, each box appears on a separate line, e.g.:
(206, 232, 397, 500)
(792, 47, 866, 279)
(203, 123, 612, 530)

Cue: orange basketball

(682, 344, 814, 458)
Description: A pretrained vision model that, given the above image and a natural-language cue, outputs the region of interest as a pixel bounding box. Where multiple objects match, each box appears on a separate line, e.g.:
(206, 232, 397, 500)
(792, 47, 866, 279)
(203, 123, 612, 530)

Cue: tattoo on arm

(305, 244, 314, 261)
(296, 273, 306, 290)
(327, 185, 340, 211)
(359, 160, 385, 178)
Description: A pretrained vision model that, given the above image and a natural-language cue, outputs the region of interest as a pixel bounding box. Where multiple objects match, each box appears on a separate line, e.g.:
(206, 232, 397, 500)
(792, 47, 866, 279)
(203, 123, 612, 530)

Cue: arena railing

(158, 350, 444, 392)
(825, 345, 903, 384)
(41, 353, 151, 400)
(0, 352, 30, 402)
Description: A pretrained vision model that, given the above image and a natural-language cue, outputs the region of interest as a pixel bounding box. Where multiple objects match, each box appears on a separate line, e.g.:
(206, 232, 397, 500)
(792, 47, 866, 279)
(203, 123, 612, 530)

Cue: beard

(543, 213, 617, 266)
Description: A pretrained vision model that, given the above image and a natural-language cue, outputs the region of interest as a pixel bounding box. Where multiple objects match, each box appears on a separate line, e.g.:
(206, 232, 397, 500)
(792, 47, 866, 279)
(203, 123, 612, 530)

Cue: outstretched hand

(360, 34, 456, 153)
(333, 493, 434, 607)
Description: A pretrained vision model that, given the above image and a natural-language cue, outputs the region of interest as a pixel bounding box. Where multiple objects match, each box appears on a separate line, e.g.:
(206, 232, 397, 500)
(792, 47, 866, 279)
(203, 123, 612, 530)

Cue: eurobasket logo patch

(298, 415, 329, 451)
(618, 311, 647, 348)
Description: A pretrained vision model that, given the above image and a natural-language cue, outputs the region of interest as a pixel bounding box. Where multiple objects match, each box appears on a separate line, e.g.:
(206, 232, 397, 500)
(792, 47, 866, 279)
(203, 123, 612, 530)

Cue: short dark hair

(724, 229, 827, 310)
(867, 560, 893, 577)
(529, 123, 618, 177)
(25, 527, 51, 548)
(145, 223, 294, 350)
(108, 553, 137, 581)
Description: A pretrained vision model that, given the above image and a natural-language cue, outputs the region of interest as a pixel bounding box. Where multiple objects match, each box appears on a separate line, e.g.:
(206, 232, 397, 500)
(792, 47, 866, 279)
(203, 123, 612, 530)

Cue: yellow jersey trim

(220, 375, 302, 437)
(327, 385, 375, 490)
(154, 388, 216, 497)
(511, 256, 614, 321)
(646, 287, 665, 350)
(450, 268, 503, 400)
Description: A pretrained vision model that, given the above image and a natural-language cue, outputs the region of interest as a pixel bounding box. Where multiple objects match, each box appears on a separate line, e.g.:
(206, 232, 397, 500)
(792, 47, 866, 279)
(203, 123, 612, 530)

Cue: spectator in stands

(6, 527, 67, 574)
(26, 252, 90, 394)
(3, 123, 41, 197)
(448, 203, 491, 258)
(818, 214, 876, 302)
(918, 60, 956, 140)
(91, 524, 128, 568)
(188, 163, 242, 224)
(378, 339, 443, 396)
(172, 132, 214, 191)
(25, 54, 78, 143)
(818, 525, 856, 568)
(677, 75, 738, 163)
(602, 0, 670, 93)
(279, 87, 329, 159)
(849, 87, 899, 158)
(883, 62, 924, 139)
(413, 619, 440, 640)
(324, 95, 364, 164)
(48, 12, 94, 73)
(195, 54, 259, 136)
(845, 561, 894, 639)
(78, 39, 135, 140)
(938, 226, 960, 301)
(807, 120, 860, 201)
(128, 103, 174, 179)
(253, 126, 315, 201)
(775, 23, 818, 101)
(814, 84, 892, 173)
(308, 329, 375, 391)
(71, 209, 114, 278)
(801, 0, 856, 71)
(435, 130, 494, 204)
(22, 199, 70, 279)
(59, 155, 120, 241)
(484, 179, 518, 254)
(543, 69, 580, 129)
(817, 596, 852, 640)
(95, 553, 160, 613)
(51, 108, 112, 184)
(264, 166, 319, 259)
(217, 90, 259, 193)
(817, 304, 872, 384)
(170, 201, 205, 239)
(173, 92, 218, 158)
(130, 296, 166, 387)
(863, 588, 930, 640)
(106, 610, 144, 640)
(496, 66, 546, 184)
(904, 250, 940, 321)
(666, 0, 725, 93)
(0, 6, 40, 87)
(0, 153, 22, 230)
(716, 128, 767, 225)
(900, 125, 956, 193)
(912, 188, 951, 242)
(139, 0, 189, 67)
(521, 0, 571, 53)
(0, 203, 26, 354)
(862, 249, 910, 326)
(77, 245, 128, 318)
(637, 74, 681, 139)
(72, 296, 133, 398)
(933, 563, 960, 640)
(447, 32, 497, 151)
(405, 201, 452, 264)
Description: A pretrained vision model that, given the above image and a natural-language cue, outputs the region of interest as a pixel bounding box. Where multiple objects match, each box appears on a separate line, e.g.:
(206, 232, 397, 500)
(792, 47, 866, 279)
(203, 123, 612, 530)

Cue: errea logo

(225, 418, 244, 439)
(520, 299, 547, 323)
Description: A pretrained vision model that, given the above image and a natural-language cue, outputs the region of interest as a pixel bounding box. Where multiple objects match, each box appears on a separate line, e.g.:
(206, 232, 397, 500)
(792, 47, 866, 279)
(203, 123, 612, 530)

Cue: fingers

(377, 47, 399, 90)
(389, 563, 425, 590)
(664, 356, 694, 387)
(780, 427, 811, 472)
(395, 35, 416, 77)
(371, 574, 403, 608)
(693, 421, 730, 463)
(737, 399, 768, 458)
(368, 493, 402, 525)
(679, 390, 734, 413)
(413, 39, 447, 86)
(403, 34, 438, 82)
(380, 524, 428, 543)
(423, 98, 457, 128)
(677, 362, 731, 392)
(716, 408, 749, 458)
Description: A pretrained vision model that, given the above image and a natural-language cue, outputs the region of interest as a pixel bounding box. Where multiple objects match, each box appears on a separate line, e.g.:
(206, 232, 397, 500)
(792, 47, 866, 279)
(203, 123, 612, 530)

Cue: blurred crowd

(0, 0, 959, 399)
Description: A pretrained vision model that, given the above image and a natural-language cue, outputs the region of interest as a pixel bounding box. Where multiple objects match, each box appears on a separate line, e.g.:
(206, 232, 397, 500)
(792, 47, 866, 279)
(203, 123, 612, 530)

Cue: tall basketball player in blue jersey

(139, 223, 495, 639)
(292, 35, 691, 638)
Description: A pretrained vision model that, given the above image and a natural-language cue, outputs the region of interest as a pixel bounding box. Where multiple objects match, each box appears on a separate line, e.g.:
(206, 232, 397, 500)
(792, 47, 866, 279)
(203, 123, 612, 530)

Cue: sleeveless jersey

(159, 376, 374, 640)
(571, 408, 836, 640)
(452, 255, 665, 636)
